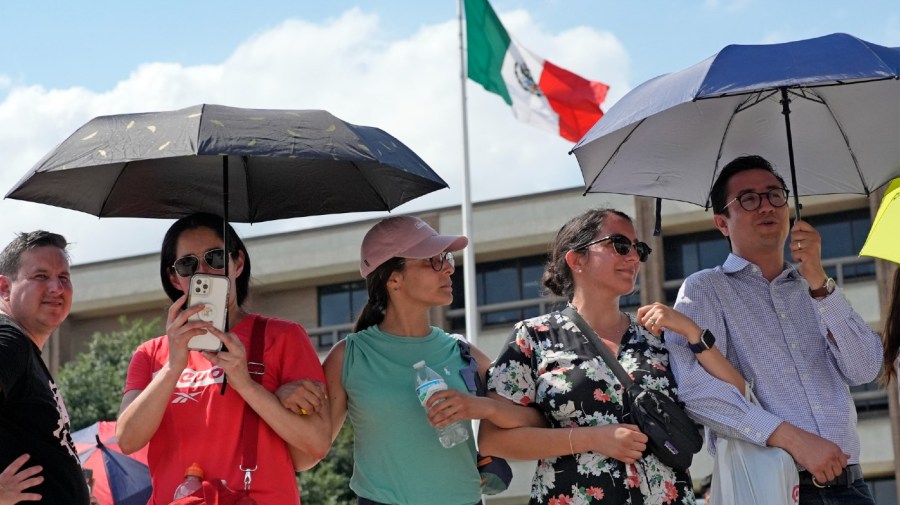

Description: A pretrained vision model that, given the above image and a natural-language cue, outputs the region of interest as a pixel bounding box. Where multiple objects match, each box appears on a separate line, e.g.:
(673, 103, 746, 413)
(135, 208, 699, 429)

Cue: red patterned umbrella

(72, 421, 151, 505)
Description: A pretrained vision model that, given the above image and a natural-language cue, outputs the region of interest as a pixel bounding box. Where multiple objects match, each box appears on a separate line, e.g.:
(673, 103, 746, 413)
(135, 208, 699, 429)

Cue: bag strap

(454, 335, 485, 396)
(562, 306, 635, 390)
(239, 315, 267, 491)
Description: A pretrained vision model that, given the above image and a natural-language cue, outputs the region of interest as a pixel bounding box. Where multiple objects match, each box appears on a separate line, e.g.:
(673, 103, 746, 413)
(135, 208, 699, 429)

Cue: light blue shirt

(666, 254, 882, 464)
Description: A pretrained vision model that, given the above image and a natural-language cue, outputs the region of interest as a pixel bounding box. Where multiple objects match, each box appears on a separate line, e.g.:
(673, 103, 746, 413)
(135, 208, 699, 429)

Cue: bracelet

(568, 427, 575, 456)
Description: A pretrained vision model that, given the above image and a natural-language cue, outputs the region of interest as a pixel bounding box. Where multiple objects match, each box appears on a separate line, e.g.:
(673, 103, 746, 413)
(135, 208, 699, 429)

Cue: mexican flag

(464, 0, 609, 142)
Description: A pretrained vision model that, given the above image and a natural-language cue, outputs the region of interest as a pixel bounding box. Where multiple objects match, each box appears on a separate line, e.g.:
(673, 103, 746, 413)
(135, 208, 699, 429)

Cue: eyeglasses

(406, 251, 455, 271)
(574, 234, 652, 262)
(724, 188, 789, 211)
(427, 251, 455, 271)
(171, 248, 227, 277)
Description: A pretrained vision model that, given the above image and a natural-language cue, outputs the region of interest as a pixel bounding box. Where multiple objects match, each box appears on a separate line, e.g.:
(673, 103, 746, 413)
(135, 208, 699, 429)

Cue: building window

(449, 255, 547, 331)
(798, 208, 875, 282)
(315, 280, 366, 348)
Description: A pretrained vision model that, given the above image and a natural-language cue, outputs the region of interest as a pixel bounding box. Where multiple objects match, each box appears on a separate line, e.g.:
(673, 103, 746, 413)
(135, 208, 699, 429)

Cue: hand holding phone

(186, 273, 230, 352)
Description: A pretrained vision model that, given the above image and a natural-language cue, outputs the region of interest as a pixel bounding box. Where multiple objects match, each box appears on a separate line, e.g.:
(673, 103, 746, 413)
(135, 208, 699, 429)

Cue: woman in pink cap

(299, 215, 540, 505)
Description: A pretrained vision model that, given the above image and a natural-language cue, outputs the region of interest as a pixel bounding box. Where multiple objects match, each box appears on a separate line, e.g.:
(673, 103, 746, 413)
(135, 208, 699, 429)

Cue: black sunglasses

(574, 234, 652, 262)
(172, 248, 227, 277)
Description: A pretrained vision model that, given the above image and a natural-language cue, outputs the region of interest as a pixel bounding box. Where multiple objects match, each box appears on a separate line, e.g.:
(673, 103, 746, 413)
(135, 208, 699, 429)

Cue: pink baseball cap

(360, 216, 468, 277)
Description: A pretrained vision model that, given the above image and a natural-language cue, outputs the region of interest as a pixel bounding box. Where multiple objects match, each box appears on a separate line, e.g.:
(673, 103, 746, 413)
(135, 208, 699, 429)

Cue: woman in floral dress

(479, 208, 695, 505)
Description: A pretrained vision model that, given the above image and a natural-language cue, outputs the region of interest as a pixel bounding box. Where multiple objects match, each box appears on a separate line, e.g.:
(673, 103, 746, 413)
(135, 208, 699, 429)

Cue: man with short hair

(666, 155, 881, 504)
(0, 231, 90, 504)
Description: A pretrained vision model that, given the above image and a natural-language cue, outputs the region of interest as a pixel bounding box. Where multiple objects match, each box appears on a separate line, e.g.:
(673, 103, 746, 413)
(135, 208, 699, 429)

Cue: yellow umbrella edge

(859, 179, 900, 265)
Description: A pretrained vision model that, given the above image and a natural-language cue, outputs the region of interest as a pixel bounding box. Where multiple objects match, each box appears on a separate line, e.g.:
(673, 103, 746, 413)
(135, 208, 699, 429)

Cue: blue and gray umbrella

(572, 33, 900, 220)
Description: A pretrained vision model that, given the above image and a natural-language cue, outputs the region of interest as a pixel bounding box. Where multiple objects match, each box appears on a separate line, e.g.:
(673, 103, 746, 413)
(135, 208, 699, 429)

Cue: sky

(0, 0, 897, 266)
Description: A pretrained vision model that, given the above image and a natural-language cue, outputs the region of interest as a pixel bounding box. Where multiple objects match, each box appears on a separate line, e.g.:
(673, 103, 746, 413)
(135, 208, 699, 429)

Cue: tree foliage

(299, 421, 355, 505)
(57, 316, 160, 431)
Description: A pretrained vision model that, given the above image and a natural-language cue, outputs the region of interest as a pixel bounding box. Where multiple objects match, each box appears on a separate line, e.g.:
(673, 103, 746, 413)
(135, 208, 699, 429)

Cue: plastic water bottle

(173, 462, 204, 500)
(413, 360, 470, 448)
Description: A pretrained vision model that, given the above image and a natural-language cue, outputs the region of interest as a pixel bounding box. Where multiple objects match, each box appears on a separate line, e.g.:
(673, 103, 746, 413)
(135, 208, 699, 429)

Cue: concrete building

(51, 187, 896, 504)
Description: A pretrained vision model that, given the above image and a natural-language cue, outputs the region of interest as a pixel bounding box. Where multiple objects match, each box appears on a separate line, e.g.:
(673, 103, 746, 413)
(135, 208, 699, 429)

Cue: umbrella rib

(788, 87, 825, 105)
(351, 161, 392, 210)
(97, 163, 130, 217)
(583, 119, 647, 196)
(732, 90, 777, 114)
(706, 96, 754, 209)
(816, 92, 869, 195)
(239, 155, 253, 223)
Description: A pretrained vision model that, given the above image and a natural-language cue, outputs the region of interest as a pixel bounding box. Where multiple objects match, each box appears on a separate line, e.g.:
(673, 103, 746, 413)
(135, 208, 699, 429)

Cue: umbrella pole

(220, 156, 231, 395)
(780, 87, 802, 221)
(222, 156, 230, 281)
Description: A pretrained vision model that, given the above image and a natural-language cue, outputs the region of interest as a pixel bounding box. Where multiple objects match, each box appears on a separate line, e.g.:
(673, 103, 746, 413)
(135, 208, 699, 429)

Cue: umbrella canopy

(859, 178, 900, 265)
(6, 104, 448, 222)
(72, 421, 151, 505)
(572, 33, 900, 218)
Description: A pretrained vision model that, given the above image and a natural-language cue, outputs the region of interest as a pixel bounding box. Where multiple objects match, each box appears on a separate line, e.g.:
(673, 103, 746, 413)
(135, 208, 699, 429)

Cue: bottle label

(416, 379, 445, 404)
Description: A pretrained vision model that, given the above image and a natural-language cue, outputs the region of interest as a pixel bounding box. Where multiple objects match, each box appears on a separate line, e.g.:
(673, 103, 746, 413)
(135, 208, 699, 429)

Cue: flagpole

(457, 0, 479, 346)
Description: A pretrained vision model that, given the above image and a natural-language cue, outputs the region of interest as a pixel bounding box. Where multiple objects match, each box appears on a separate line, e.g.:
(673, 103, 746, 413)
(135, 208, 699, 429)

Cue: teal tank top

(342, 325, 481, 505)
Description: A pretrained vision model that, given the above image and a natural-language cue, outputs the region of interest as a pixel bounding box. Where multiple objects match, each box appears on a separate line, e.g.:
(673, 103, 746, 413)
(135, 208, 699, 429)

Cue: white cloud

(0, 8, 628, 265)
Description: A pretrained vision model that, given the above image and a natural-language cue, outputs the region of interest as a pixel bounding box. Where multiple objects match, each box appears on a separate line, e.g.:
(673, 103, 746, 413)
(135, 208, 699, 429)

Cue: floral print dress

(487, 309, 695, 505)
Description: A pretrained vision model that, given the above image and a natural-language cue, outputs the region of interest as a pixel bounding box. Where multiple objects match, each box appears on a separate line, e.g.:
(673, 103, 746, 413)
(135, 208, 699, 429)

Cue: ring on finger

(647, 318, 656, 327)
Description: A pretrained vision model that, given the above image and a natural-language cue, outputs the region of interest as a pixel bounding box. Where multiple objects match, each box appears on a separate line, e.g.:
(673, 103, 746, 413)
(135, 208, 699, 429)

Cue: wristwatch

(809, 277, 836, 299)
(688, 329, 716, 354)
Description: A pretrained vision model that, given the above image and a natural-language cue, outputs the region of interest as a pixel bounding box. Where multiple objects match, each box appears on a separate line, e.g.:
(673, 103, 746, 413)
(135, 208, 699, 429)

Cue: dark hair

(542, 208, 632, 300)
(159, 213, 251, 305)
(0, 231, 69, 279)
(353, 257, 406, 332)
(710, 155, 787, 216)
(881, 267, 900, 387)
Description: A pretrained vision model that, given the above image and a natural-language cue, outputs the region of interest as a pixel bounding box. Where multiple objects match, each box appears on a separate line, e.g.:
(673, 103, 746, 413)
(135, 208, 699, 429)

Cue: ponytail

(353, 257, 405, 332)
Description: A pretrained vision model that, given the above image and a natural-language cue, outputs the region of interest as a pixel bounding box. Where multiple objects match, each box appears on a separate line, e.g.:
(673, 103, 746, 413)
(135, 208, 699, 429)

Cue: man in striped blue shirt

(666, 155, 881, 505)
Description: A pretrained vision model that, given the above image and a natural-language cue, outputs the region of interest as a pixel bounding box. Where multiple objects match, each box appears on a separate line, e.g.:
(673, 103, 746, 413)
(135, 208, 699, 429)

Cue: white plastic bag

(710, 387, 799, 505)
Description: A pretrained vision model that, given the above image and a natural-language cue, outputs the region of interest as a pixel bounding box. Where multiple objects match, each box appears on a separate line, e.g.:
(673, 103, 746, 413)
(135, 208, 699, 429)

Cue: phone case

(186, 273, 230, 352)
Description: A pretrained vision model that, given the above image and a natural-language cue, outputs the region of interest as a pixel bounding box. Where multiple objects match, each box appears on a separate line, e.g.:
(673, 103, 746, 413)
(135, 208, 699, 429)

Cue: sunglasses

(171, 248, 227, 277)
(574, 234, 652, 262)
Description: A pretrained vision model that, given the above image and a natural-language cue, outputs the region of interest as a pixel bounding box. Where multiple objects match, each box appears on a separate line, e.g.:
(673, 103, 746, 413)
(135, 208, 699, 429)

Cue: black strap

(563, 307, 653, 505)
(562, 306, 635, 390)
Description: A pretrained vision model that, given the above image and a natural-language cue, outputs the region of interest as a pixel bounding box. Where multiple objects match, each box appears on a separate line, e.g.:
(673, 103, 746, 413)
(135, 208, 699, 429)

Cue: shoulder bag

(562, 307, 702, 471)
(455, 336, 513, 495)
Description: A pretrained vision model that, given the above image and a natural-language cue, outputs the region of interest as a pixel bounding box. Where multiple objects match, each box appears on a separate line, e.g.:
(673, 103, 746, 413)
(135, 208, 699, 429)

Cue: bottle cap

(413, 360, 425, 369)
(185, 463, 204, 479)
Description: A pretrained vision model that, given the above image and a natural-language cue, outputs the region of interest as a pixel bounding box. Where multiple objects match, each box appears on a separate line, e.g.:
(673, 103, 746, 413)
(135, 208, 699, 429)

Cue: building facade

(53, 187, 896, 504)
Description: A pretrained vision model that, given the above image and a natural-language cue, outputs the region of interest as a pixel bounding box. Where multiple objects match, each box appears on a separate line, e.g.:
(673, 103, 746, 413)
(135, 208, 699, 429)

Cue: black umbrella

(7, 104, 448, 223)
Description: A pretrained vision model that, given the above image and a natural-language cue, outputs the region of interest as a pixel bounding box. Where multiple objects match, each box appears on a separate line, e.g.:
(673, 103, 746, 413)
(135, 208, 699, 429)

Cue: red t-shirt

(124, 314, 324, 505)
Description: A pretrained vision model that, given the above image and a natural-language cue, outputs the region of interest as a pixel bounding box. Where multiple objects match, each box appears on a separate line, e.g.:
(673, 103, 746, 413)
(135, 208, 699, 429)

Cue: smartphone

(186, 273, 230, 352)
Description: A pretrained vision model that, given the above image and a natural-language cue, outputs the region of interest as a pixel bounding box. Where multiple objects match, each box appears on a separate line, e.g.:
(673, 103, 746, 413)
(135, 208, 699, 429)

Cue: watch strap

(809, 277, 835, 298)
(688, 329, 715, 353)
